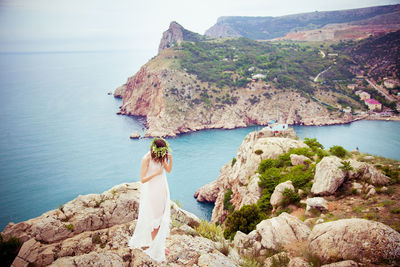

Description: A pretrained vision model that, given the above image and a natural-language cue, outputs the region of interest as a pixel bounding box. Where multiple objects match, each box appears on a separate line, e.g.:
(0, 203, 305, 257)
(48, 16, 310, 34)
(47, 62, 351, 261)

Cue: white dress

(128, 152, 171, 262)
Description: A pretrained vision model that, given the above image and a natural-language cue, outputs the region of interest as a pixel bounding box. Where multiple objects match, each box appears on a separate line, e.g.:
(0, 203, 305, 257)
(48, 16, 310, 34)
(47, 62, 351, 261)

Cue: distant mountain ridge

(205, 4, 400, 41)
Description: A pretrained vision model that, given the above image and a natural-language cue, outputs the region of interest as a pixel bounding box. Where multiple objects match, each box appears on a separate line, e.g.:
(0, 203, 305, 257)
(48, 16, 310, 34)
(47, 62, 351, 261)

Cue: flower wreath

(150, 137, 171, 158)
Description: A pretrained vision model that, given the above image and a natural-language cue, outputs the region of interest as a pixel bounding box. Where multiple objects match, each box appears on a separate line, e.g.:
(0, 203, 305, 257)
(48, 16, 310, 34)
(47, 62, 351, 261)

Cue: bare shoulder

(142, 152, 151, 162)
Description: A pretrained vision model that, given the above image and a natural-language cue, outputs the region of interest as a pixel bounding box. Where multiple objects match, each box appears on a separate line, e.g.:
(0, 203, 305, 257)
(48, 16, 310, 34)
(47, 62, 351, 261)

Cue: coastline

(121, 112, 400, 138)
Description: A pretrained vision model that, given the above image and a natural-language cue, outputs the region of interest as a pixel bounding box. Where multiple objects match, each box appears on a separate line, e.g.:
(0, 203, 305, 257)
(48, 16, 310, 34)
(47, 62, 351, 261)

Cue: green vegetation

(196, 219, 224, 242)
(329, 145, 347, 158)
(223, 189, 234, 213)
(0, 236, 21, 267)
(231, 157, 237, 167)
(175, 38, 349, 95)
(224, 204, 267, 240)
(339, 160, 353, 172)
(304, 138, 324, 151)
(64, 223, 74, 232)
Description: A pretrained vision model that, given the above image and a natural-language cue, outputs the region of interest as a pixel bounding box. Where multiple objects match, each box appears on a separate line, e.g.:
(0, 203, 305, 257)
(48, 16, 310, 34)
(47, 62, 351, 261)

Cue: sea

(0, 50, 399, 231)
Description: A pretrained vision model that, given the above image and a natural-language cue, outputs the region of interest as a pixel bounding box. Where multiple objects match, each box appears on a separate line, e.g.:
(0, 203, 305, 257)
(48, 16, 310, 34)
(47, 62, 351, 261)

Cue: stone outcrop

(308, 218, 400, 264)
(306, 197, 328, 213)
(270, 180, 295, 210)
(348, 159, 390, 185)
(158, 21, 185, 53)
(233, 213, 311, 255)
(290, 154, 310, 166)
(195, 128, 306, 223)
(3, 182, 241, 267)
(129, 131, 140, 139)
(311, 156, 346, 195)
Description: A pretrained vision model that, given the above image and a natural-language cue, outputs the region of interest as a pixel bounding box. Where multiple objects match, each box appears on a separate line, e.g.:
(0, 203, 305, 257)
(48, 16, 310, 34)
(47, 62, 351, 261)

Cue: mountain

(158, 21, 205, 53)
(205, 4, 400, 41)
(114, 23, 369, 137)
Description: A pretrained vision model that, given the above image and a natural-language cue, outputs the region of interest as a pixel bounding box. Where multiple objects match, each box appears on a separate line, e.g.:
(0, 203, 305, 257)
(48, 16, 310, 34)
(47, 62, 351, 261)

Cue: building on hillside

(343, 106, 352, 113)
(383, 78, 399, 89)
(364, 98, 382, 111)
(252, 74, 266, 80)
(355, 90, 371, 101)
(347, 84, 357, 90)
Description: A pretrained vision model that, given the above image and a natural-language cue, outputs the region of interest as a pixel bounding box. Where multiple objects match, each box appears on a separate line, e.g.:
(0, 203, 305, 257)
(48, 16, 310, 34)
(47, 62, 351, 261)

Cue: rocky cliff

(205, 4, 400, 41)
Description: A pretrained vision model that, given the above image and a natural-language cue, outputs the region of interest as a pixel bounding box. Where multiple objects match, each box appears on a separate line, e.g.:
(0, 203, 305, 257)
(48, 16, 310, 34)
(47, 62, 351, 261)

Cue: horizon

(0, 0, 399, 54)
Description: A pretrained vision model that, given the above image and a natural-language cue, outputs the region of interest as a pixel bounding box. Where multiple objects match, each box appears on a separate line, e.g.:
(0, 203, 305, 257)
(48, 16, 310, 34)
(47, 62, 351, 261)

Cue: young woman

(128, 137, 172, 262)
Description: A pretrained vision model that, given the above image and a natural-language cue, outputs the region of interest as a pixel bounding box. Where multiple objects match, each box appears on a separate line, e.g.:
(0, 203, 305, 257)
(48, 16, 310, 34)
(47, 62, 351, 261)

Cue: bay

(0, 51, 399, 231)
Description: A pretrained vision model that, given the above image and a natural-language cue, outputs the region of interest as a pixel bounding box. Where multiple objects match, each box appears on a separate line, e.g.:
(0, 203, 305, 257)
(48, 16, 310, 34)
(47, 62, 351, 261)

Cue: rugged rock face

(233, 213, 311, 255)
(2, 183, 241, 267)
(308, 218, 400, 264)
(290, 154, 310, 166)
(311, 156, 346, 195)
(270, 180, 295, 210)
(158, 21, 185, 53)
(195, 127, 306, 223)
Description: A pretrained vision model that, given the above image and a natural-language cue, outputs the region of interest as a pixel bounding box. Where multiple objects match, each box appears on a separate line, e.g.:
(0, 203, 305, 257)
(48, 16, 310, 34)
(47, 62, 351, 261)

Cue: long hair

(150, 138, 169, 163)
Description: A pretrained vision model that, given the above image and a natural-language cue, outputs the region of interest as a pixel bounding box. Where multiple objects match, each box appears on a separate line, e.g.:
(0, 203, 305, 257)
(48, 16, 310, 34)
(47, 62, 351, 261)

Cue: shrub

(196, 219, 224, 242)
(231, 157, 237, 167)
(288, 147, 315, 158)
(283, 164, 315, 190)
(390, 208, 400, 214)
(257, 159, 278, 173)
(258, 168, 282, 193)
(316, 148, 329, 161)
(254, 149, 263, 156)
(329, 145, 347, 158)
(0, 236, 21, 267)
(304, 138, 324, 151)
(281, 188, 301, 207)
(339, 160, 353, 172)
(64, 223, 74, 232)
(223, 189, 234, 213)
(224, 204, 266, 240)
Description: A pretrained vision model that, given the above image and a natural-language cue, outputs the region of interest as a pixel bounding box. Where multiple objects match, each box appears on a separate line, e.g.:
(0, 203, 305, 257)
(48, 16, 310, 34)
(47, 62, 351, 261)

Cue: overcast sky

(0, 0, 399, 53)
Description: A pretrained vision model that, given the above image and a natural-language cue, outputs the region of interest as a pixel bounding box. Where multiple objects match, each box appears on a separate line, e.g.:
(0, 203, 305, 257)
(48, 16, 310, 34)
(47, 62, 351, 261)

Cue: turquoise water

(0, 51, 399, 231)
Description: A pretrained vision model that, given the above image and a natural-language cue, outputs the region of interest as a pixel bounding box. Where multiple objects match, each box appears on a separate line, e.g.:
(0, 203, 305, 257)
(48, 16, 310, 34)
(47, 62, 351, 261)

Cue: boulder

(348, 159, 390, 185)
(351, 182, 363, 194)
(129, 131, 140, 139)
(311, 156, 345, 195)
(256, 213, 311, 251)
(288, 257, 310, 267)
(239, 174, 262, 207)
(366, 187, 376, 198)
(321, 260, 359, 267)
(194, 180, 219, 203)
(290, 154, 310, 166)
(270, 181, 295, 209)
(308, 218, 400, 264)
(306, 197, 328, 214)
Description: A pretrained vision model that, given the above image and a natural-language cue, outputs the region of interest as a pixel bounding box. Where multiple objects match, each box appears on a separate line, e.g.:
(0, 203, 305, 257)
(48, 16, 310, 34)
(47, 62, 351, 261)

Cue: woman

(128, 137, 172, 262)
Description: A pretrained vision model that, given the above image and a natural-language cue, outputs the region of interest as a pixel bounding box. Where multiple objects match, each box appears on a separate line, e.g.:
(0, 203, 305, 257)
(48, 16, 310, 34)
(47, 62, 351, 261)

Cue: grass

(94, 196, 105, 208)
(64, 223, 74, 232)
(195, 219, 224, 242)
(378, 199, 395, 207)
(390, 208, 400, 214)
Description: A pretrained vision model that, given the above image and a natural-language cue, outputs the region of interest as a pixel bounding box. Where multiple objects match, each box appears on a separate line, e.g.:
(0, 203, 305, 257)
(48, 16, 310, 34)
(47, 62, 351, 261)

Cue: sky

(0, 0, 399, 53)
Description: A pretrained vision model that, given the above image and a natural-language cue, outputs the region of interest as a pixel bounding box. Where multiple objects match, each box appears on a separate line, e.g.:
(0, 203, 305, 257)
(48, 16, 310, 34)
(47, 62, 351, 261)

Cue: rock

(264, 252, 290, 267)
(239, 174, 262, 207)
(306, 197, 328, 215)
(51, 251, 125, 267)
(194, 180, 219, 202)
(351, 182, 363, 194)
(363, 156, 374, 160)
(315, 218, 325, 224)
(308, 218, 400, 264)
(366, 187, 376, 198)
(298, 189, 304, 196)
(381, 186, 388, 192)
(129, 131, 140, 139)
(256, 213, 311, 251)
(158, 21, 185, 53)
(3, 182, 239, 267)
(348, 159, 390, 185)
(196, 132, 306, 224)
(270, 180, 295, 210)
(288, 257, 310, 267)
(311, 156, 346, 196)
(321, 260, 359, 266)
(290, 154, 310, 166)
(113, 84, 126, 98)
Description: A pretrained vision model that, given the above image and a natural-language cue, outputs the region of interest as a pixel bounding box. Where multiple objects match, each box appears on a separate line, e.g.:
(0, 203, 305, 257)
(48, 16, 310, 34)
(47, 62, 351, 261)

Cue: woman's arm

(140, 156, 163, 183)
(163, 154, 173, 173)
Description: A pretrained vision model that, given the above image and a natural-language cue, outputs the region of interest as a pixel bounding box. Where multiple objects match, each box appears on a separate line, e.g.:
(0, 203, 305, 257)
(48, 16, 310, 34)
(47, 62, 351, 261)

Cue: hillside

(115, 22, 372, 137)
(205, 4, 400, 41)
(3, 128, 400, 266)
